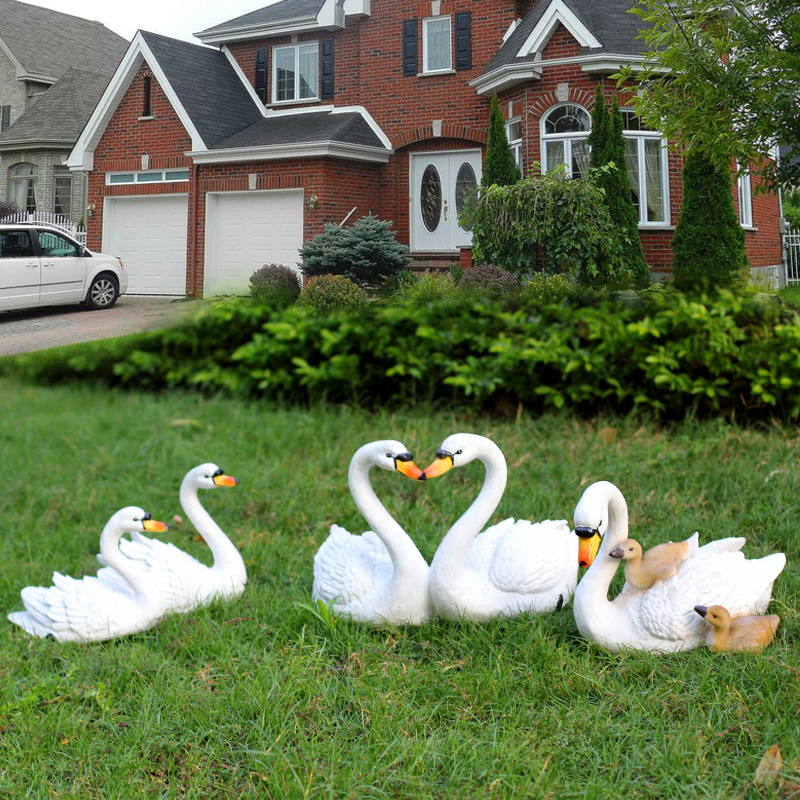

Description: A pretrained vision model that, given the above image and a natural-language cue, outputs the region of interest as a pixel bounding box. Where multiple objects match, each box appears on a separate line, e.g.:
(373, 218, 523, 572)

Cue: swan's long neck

(573, 484, 629, 637)
(181, 479, 246, 583)
(430, 441, 507, 589)
(100, 523, 158, 611)
(349, 455, 427, 580)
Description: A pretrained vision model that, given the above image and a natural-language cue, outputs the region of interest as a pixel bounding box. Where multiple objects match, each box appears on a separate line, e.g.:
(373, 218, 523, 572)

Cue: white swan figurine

(8, 507, 170, 642)
(312, 440, 431, 625)
(422, 433, 578, 621)
(572, 480, 786, 653)
(97, 463, 245, 613)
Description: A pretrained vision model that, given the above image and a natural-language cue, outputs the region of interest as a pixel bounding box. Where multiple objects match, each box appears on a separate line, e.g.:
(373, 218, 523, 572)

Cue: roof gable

(0, 0, 127, 83)
(517, 0, 601, 55)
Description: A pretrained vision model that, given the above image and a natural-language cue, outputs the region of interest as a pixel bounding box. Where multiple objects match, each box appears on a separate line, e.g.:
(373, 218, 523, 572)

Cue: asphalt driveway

(0, 295, 191, 356)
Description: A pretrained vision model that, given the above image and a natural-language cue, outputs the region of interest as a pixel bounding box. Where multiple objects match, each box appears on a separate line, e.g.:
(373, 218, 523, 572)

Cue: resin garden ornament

(572, 481, 786, 653)
(97, 463, 246, 613)
(8, 507, 170, 642)
(312, 440, 431, 625)
(422, 433, 578, 621)
(694, 604, 780, 653)
(609, 536, 695, 590)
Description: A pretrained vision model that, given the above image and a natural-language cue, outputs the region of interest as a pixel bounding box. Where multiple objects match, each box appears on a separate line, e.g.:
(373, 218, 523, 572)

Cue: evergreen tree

(482, 95, 521, 187)
(587, 87, 650, 288)
(671, 149, 749, 292)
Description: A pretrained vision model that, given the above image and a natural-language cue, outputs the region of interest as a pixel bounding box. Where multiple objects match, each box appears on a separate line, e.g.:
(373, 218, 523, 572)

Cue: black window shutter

(402, 18, 418, 76)
(455, 12, 472, 71)
(321, 37, 334, 99)
(255, 47, 268, 103)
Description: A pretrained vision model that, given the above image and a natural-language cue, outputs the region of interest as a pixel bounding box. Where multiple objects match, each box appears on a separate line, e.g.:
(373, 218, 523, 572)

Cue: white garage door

(103, 194, 188, 295)
(205, 190, 304, 296)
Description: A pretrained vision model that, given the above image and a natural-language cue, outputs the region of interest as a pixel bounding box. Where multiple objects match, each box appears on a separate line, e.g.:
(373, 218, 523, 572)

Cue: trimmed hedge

(4, 292, 800, 421)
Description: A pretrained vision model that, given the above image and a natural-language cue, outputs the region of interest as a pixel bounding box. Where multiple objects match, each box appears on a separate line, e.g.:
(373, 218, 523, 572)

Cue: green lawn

(0, 379, 797, 798)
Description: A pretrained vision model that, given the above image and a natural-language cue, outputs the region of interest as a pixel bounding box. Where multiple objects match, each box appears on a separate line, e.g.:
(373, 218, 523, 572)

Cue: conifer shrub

(249, 264, 301, 308)
(300, 214, 410, 289)
(482, 95, 521, 187)
(671, 150, 750, 292)
(459, 264, 519, 304)
(296, 275, 369, 315)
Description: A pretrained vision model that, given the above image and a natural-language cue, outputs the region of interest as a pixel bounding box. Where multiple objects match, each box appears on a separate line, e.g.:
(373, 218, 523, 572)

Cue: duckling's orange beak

(421, 452, 455, 479)
(143, 519, 169, 534)
(395, 456, 425, 481)
(576, 530, 602, 567)
(213, 473, 239, 487)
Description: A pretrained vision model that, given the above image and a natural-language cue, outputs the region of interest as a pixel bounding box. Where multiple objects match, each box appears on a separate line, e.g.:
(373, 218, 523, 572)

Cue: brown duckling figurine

(609, 535, 695, 590)
(694, 604, 779, 653)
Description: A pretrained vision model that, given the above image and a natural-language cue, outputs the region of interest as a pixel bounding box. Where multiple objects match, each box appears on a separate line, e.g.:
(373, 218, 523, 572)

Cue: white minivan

(0, 224, 127, 312)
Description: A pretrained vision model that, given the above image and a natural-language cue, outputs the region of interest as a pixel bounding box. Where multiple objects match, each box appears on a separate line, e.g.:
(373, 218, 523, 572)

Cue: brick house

(0, 0, 127, 224)
(67, 0, 783, 296)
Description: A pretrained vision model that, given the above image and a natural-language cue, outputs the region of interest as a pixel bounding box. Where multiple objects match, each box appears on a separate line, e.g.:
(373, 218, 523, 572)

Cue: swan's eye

(455, 449, 462, 455)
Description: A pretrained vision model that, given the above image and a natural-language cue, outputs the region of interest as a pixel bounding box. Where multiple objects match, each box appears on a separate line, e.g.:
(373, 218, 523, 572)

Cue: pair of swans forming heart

(8, 463, 245, 642)
(311, 434, 578, 626)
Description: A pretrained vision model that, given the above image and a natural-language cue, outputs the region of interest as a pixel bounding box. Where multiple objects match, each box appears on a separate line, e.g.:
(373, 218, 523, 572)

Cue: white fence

(785, 227, 800, 285)
(0, 211, 86, 246)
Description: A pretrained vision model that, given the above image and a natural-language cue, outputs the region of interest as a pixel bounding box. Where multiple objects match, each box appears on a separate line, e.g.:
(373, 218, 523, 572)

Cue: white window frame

(540, 103, 591, 179)
(621, 113, 670, 226)
(272, 42, 319, 104)
(422, 15, 452, 74)
(105, 169, 190, 186)
(737, 167, 753, 227)
(506, 117, 523, 175)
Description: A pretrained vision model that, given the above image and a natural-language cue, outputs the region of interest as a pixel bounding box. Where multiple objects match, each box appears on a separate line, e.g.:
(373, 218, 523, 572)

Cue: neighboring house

(67, 0, 783, 297)
(0, 0, 127, 223)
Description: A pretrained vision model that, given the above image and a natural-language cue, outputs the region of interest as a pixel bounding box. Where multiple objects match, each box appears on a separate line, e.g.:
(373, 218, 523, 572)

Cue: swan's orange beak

(143, 519, 169, 534)
(213, 473, 239, 488)
(395, 457, 425, 481)
(421, 453, 455, 479)
(576, 531, 601, 567)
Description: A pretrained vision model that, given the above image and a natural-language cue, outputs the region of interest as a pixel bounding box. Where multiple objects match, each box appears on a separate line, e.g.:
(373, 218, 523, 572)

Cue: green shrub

(471, 168, 628, 286)
(672, 150, 750, 292)
(482, 95, 521, 187)
(249, 263, 301, 308)
(300, 214, 410, 288)
(784, 188, 800, 229)
(296, 275, 369, 315)
(459, 264, 518, 304)
(519, 273, 573, 307)
(388, 272, 459, 306)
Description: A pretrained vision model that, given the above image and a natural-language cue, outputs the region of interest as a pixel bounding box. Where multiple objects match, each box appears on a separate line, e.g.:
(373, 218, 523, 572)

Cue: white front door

(411, 150, 482, 252)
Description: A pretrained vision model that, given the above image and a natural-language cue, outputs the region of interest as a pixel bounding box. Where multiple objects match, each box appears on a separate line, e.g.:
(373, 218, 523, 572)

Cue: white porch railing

(0, 211, 87, 246)
(785, 227, 800, 285)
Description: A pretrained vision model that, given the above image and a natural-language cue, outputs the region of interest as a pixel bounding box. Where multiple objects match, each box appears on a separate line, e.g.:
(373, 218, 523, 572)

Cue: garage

(102, 194, 188, 295)
(204, 190, 304, 296)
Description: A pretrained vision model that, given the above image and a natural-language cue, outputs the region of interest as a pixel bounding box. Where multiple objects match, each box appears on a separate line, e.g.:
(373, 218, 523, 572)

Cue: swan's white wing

(487, 519, 577, 595)
(312, 525, 391, 607)
(635, 537, 785, 642)
(463, 518, 516, 575)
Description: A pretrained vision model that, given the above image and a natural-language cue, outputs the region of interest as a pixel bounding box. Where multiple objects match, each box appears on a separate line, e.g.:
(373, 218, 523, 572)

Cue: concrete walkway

(0, 295, 193, 356)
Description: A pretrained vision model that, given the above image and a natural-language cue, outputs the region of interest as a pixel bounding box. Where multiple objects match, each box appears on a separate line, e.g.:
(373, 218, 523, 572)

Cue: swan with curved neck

(312, 440, 431, 625)
(99, 464, 245, 612)
(8, 507, 170, 642)
(572, 480, 786, 653)
(423, 433, 577, 621)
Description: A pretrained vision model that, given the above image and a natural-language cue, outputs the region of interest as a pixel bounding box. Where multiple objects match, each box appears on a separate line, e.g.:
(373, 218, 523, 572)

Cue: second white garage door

(102, 194, 188, 295)
(204, 190, 304, 296)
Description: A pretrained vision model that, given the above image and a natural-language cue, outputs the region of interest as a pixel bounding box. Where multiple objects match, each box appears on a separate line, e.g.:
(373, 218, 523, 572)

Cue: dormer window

(273, 43, 319, 103)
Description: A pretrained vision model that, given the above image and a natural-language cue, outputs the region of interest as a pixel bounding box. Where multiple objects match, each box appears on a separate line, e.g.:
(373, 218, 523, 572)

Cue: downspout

(189, 162, 200, 296)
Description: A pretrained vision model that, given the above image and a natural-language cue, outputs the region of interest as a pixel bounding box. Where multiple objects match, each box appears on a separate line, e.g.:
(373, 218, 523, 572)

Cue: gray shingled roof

(211, 110, 386, 151)
(483, 0, 652, 76)
(0, 68, 112, 147)
(0, 0, 127, 82)
(198, 0, 326, 37)
(140, 31, 264, 148)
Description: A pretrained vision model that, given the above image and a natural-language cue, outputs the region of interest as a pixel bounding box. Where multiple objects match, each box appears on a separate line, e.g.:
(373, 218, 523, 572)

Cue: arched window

(8, 163, 36, 213)
(540, 104, 591, 178)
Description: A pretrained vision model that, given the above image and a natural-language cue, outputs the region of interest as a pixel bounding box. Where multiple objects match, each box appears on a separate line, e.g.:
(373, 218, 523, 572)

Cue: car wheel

(84, 273, 119, 310)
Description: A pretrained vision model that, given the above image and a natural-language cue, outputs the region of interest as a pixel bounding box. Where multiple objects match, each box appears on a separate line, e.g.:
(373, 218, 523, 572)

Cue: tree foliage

(625, 0, 800, 189)
(672, 149, 750, 292)
(587, 86, 650, 288)
(482, 95, 521, 187)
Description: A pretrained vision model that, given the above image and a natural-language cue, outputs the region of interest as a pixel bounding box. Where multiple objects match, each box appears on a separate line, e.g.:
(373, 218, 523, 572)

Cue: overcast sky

(23, 0, 281, 42)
